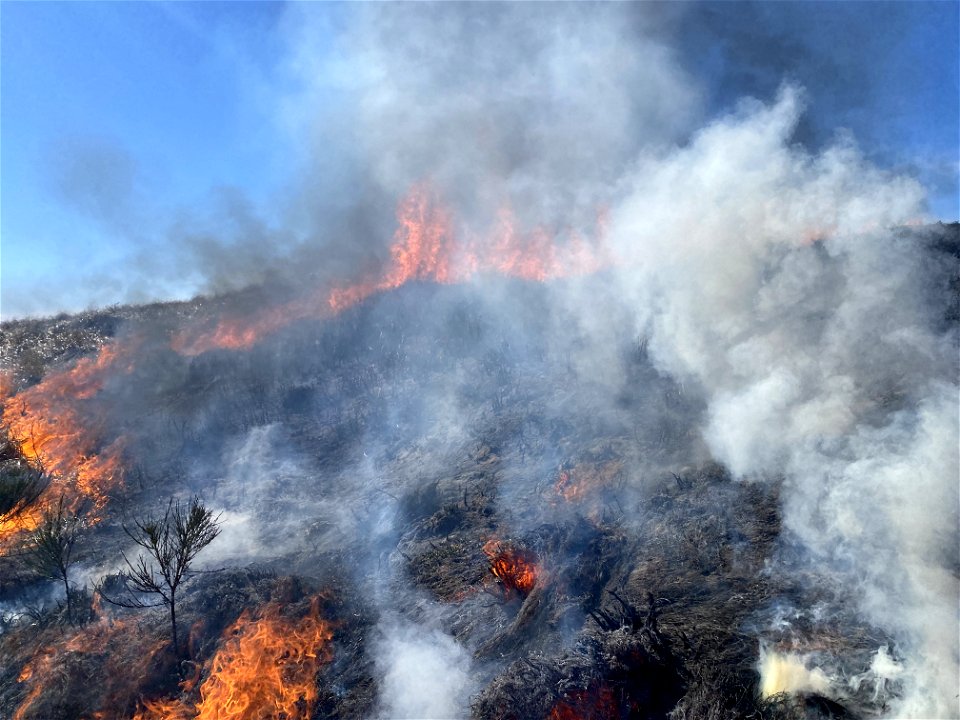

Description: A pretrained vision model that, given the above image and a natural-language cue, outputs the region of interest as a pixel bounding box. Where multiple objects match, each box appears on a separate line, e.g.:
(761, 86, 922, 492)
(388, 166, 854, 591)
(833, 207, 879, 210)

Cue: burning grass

(3, 225, 951, 720)
(0, 342, 134, 546)
(553, 461, 623, 503)
(8, 609, 168, 720)
(134, 596, 333, 720)
(548, 684, 618, 720)
(172, 183, 609, 355)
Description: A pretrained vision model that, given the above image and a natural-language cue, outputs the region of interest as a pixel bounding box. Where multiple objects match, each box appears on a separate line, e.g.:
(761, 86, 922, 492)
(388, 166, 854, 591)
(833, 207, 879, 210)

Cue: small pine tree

(101, 496, 221, 656)
(27, 496, 83, 623)
(0, 453, 47, 529)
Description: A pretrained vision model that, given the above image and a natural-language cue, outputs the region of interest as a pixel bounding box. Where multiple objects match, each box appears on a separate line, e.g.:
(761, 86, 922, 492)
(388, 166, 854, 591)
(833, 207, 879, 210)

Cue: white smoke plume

(374, 615, 474, 720)
(607, 88, 958, 716)
(273, 5, 959, 714)
(280, 3, 700, 236)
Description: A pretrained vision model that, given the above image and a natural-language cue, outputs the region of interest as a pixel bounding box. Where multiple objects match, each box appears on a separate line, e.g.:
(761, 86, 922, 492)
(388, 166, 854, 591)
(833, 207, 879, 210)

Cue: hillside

(0, 223, 955, 720)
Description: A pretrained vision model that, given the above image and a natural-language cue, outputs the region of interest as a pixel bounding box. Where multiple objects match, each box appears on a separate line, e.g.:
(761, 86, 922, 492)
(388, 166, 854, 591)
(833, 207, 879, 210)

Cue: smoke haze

(275, 7, 958, 715)
(2, 3, 957, 719)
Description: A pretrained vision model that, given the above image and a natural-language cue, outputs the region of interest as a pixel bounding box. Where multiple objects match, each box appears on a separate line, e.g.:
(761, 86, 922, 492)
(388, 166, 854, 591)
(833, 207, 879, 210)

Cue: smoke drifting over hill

(1, 4, 957, 720)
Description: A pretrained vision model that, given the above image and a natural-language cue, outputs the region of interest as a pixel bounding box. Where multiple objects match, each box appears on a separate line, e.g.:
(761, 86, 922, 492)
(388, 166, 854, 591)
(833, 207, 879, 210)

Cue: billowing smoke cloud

(281, 3, 701, 238)
(374, 615, 474, 720)
(605, 88, 958, 716)
(261, 7, 960, 715)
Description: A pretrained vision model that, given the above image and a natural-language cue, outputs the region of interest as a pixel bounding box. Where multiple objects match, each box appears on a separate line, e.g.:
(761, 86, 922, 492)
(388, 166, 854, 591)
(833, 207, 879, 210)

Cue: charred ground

(0, 223, 957, 719)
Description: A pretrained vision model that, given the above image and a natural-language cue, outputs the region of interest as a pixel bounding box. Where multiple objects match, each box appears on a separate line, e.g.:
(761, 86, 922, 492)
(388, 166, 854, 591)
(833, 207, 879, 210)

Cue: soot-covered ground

(1, 224, 956, 719)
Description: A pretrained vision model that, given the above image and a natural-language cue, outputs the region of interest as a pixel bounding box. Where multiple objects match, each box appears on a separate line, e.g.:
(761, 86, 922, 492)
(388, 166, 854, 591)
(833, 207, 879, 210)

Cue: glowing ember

(548, 685, 618, 720)
(134, 597, 333, 720)
(483, 538, 540, 596)
(553, 461, 623, 504)
(0, 343, 133, 544)
(173, 183, 610, 355)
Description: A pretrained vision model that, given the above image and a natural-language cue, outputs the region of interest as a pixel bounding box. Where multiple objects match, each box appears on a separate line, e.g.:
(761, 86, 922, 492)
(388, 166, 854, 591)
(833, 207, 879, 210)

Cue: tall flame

(134, 597, 333, 720)
(0, 343, 133, 543)
(173, 184, 610, 355)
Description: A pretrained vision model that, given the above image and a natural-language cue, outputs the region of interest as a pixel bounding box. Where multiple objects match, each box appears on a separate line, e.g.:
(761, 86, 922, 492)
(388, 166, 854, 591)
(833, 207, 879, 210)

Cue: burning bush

(8, 611, 168, 720)
(0, 341, 133, 546)
(553, 461, 623, 503)
(483, 538, 540, 597)
(0, 439, 47, 538)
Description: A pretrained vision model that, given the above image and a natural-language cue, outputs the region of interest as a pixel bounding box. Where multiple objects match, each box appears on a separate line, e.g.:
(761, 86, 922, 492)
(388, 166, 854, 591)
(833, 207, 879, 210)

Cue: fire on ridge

(0, 182, 608, 548)
(172, 183, 610, 356)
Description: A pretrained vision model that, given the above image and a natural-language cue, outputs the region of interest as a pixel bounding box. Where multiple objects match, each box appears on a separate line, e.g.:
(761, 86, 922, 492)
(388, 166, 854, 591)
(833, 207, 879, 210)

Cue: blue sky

(1, 2, 957, 318)
(1, 1, 306, 316)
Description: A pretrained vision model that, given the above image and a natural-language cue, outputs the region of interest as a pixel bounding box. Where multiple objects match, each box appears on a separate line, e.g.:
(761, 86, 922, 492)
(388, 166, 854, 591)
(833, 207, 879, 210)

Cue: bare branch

(110, 495, 221, 657)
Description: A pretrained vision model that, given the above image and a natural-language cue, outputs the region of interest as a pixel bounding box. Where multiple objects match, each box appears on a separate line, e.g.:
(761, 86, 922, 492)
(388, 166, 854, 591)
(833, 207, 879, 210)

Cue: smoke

(605, 87, 958, 716)
(188, 7, 960, 714)
(192, 424, 321, 567)
(5, 4, 956, 718)
(45, 135, 143, 235)
(374, 615, 474, 720)
(758, 646, 832, 699)
(281, 2, 700, 239)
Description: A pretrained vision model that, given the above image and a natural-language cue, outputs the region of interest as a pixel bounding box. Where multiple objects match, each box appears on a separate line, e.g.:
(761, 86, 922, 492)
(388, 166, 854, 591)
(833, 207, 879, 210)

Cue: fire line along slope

(0, 221, 957, 720)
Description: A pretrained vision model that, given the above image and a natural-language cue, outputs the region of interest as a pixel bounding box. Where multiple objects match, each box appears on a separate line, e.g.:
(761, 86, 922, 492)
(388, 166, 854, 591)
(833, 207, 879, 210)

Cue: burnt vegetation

(0, 224, 956, 719)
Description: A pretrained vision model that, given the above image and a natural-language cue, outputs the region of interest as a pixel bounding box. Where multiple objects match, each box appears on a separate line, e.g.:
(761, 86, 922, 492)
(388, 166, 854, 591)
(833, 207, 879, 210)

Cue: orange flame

(483, 538, 540, 596)
(173, 183, 610, 355)
(1, 343, 134, 544)
(134, 598, 333, 720)
(553, 461, 623, 504)
(13, 614, 167, 720)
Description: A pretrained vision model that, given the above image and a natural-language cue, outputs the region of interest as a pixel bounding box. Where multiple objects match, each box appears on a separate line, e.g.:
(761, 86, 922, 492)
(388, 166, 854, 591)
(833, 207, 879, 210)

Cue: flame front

(174, 184, 610, 355)
(135, 598, 333, 720)
(483, 538, 539, 596)
(1, 343, 133, 543)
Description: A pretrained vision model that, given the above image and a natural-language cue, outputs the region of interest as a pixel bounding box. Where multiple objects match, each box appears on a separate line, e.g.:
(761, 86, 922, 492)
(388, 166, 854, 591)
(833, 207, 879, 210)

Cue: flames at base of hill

(134, 597, 333, 720)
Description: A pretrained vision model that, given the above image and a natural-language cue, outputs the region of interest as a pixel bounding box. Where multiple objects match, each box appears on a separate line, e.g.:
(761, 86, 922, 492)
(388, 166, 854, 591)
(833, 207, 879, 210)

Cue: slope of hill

(0, 223, 956, 720)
